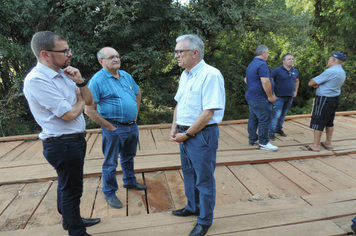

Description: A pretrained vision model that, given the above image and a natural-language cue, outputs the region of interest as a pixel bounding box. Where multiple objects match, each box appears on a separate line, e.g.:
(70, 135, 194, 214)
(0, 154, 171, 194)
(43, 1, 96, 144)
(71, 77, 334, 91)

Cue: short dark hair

(254, 45, 268, 56)
(30, 31, 66, 58)
(282, 53, 293, 61)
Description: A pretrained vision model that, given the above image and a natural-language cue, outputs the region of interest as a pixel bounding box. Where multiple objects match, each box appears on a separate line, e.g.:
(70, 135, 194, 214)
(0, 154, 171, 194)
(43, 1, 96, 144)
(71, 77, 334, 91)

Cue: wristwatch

(76, 79, 87, 87)
(185, 130, 195, 138)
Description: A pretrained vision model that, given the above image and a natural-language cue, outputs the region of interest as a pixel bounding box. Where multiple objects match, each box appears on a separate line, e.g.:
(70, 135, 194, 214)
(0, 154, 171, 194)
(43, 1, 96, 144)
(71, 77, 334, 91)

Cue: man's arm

(135, 88, 142, 121)
(63, 66, 94, 105)
(85, 103, 116, 131)
(261, 77, 277, 103)
(172, 109, 214, 143)
(61, 88, 85, 121)
(308, 79, 319, 88)
(293, 78, 300, 97)
(170, 104, 180, 143)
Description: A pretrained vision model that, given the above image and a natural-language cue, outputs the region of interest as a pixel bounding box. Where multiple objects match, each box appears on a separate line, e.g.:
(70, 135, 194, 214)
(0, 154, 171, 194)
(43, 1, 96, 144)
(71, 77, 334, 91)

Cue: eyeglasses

(47, 48, 72, 56)
(288, 70, 293, 77)
(101, 55, 121, 61)
(173, 50, 192, 56)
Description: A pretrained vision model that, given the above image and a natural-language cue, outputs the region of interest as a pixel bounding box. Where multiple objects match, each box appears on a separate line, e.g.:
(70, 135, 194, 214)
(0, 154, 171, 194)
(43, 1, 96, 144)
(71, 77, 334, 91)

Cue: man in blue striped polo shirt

(85, 47, 146, 209)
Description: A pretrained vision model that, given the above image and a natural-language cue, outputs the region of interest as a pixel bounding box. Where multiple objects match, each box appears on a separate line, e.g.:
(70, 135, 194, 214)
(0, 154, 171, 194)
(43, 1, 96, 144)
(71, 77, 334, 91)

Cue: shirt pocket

(122, 83, 136, 100)
(186, 91, 202, 111)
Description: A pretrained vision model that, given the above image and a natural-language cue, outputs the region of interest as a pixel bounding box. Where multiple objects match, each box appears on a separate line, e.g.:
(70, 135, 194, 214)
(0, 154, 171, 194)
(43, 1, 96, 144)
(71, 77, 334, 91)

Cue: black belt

(178, 123, 217, 132)
(47, 132, 86, 141)
(107, 119, 136, 126)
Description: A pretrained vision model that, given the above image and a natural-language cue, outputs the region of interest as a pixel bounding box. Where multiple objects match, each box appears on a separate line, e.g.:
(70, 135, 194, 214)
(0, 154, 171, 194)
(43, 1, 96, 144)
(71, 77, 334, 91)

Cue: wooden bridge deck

(0, 112, 356, 235)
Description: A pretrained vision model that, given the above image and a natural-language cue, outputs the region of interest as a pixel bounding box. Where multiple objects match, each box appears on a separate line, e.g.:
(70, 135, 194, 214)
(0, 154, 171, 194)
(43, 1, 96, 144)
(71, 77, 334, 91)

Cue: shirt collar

(254, 58, 266, 63)
(184, 59, 205, 77)
(36, 62, 63, 79)
(101, 68, 122, 79)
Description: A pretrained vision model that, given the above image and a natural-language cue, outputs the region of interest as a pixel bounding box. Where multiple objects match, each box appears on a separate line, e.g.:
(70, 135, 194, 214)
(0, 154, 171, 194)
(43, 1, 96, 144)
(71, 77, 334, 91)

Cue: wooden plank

(127, 173, 147, 216)
(319, 155, 356, 179)
(252, 163, 308, 196)
(0, 183, 26, 215)
(0, 142, 37, 163)
(282, 121, 311, 139)
(293, 158, 356, 189)
(88, 200, 356, 235)
(145, 171, 174, 213)
(0, 145, 336, 185)
(269, 161, 331, 194)
(151, 129, 169, 150)
(80, 177, 101, 218)
(229, 123, 249, 138)
(138, 129, 156, 151)
(0, 181, 51, 231)
(25, 181, 61, 228)
(287, 159, 353, 191)
(301, 187, 356, 206)
(164, 170, 186, 210)
(0, 197, 312, 236)
(228, 164, 285, 199)
(0, 141, 24, 158)
(86, 133, 99, 155)
(335, 116, 356, 126)
(16, 140, 43, 161)
(231, 220, 346, 236)
(218, 126, 243, 145)
(215, 166, 251, 204)
(334, 118, 356, 132)
(89, 134, 103, 154)
(91, 174, 127, 219)
(331, 216, 354, 234)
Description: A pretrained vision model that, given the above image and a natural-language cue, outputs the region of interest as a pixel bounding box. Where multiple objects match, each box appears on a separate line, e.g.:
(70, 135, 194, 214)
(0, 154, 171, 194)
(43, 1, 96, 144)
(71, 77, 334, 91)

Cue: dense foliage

(0, 0, 355, 136)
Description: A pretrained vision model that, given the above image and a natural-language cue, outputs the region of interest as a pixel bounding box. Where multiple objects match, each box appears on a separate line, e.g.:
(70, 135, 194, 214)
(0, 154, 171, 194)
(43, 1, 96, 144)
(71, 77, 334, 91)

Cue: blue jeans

(42, 138, 87, 236)
(179, 125, 218, 225)
(269, 96, 293, 135)
(101, 123, 138, 198)
(247, 99, 273, 145)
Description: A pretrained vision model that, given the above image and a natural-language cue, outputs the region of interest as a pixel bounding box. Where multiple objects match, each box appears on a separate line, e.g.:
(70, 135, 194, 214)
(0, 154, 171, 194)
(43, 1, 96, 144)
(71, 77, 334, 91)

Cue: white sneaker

(259, 142, 278, 151)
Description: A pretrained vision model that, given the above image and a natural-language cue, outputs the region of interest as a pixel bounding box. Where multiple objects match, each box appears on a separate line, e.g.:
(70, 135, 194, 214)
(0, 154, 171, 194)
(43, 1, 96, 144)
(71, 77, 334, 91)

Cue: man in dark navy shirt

(245, 45, 278, 151)
(269, 53, 299, 141)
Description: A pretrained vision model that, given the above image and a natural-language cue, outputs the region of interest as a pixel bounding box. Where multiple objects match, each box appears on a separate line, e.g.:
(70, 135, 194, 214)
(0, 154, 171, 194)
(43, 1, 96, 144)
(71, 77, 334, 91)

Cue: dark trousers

(179, 125, 219, 225)
(42, 138, 87, 236)
(101, 123, 138, 198)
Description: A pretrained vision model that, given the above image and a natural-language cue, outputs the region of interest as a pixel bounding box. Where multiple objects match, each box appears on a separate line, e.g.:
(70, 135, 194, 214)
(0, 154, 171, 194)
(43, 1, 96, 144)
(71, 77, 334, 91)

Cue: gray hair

(176, 34, 204, 59)
(97, 48, 105, 60)
(282, 53, 293, 61)
(254, 45, 268, 56)
(31, 31, 66, 58)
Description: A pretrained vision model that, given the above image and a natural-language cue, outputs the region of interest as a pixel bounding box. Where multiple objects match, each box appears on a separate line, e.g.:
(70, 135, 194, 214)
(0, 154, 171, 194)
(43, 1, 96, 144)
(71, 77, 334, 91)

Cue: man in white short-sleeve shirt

(170, 34, 225, 236)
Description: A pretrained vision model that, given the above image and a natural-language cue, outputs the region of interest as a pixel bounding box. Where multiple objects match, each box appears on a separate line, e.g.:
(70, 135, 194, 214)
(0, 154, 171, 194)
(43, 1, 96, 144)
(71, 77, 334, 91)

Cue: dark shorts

(310, 96, 339, 131)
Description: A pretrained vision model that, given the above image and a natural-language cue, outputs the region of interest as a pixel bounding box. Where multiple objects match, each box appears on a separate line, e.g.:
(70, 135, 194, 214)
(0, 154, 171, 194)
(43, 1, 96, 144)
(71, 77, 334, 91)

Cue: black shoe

(276, 130, 287, 137)
(189, 223, 211, 236)
(269, 133, 276, 141)
(123, 183, 147, 191)
(105, 196, 123, 209)
(172, 208, 200, 217)
(351, 224, 356, 235)
(62, 218, 101, 230)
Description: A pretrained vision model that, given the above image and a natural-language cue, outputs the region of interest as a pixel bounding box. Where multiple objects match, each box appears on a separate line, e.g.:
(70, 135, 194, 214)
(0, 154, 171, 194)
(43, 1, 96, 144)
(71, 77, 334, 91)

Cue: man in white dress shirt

(170, 34, 225, 236)
(23, 31, 99, 236)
